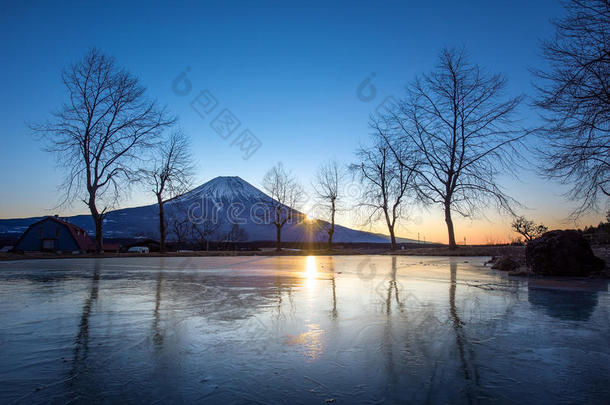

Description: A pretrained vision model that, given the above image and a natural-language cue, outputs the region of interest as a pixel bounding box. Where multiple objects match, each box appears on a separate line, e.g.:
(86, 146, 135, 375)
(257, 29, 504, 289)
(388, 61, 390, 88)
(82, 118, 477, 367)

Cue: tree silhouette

(313, 160, 345, 250)
(534, 0, 610, 217)
(32, 49, 174, 252)
(382, 48, 527, 249)
(511, 215, 548, 242)
(352, 134, 416, 251)
(141, 131, 194, 252)
(261, 162, 304, 251)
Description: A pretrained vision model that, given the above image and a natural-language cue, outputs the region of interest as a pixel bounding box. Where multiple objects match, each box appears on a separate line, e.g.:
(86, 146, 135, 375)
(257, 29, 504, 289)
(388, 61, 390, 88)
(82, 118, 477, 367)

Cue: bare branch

(533, 0, 610, 217)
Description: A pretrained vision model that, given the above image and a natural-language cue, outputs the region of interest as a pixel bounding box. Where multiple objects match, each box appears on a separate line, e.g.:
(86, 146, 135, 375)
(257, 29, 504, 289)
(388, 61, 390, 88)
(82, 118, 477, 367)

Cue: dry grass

(389, 245, 525, 258)
(0, 245, 524, 261)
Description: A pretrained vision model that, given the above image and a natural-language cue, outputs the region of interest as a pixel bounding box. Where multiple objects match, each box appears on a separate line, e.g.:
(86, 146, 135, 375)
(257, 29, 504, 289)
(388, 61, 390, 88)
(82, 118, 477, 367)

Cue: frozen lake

(0, 256, 608, 404)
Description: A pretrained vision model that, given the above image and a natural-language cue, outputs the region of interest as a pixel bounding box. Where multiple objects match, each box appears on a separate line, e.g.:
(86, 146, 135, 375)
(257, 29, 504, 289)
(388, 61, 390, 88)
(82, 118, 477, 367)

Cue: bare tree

(384, 48, 527, 249)
(191, 217, 223, 251)
(225, 224, 247, 242)
(168, 214, 191, 248)
(351, 133, 416, 250)
(141, 131, 194, 252)
(534, 0, 610, 216)
(312, 160, 345, 250)
(32, 49, 175, 252)
(261, 162, 304, 251)
(219, 224, 248, 251)
(511, 215, 548, 242)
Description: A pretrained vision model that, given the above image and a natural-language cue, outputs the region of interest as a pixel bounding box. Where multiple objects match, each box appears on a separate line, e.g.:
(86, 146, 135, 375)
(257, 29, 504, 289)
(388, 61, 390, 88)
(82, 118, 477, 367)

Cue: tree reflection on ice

(449, 259, 479, 403)
(0, 256, 608, 404)
(70, 259, 100, 377)
(152, 259, 164, 347)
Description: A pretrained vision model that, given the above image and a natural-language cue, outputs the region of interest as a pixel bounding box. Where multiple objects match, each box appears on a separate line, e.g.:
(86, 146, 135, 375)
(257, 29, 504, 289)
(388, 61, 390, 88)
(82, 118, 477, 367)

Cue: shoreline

(0, 245, 527, 262)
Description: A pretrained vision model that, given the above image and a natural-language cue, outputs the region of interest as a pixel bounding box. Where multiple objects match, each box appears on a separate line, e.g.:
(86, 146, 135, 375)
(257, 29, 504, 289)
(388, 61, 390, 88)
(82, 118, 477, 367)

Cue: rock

(491, 256, 520, 272)
(508, 266, 534, 277)
(526, 230, 605, 276)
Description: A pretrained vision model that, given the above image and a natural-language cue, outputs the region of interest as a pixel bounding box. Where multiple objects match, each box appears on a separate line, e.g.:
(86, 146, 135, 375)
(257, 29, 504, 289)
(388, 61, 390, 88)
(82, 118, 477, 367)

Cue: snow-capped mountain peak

(169, 176, 269, 204)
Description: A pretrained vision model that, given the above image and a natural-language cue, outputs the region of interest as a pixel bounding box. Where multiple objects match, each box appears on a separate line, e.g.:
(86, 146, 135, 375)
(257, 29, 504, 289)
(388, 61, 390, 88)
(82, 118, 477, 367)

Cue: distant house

(15, 216, 95, 253)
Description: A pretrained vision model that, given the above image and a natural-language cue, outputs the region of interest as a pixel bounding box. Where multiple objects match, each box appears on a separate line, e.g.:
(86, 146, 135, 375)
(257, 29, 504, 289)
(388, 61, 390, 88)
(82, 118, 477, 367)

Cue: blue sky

(1, 0, 599, 242)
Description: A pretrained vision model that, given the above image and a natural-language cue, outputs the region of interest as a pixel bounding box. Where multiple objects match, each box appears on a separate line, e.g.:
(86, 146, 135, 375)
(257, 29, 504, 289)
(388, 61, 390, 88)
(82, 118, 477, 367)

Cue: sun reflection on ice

(304, 256, 317, 289)
(283, 323, 324, 361)
(278, 256, 326, 361)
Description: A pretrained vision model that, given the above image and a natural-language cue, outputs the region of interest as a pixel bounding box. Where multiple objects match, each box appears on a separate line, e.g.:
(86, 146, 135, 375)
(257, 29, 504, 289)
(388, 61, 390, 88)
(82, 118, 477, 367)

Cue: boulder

(490, 256, 520, 272)
(526, 230, 606, 276)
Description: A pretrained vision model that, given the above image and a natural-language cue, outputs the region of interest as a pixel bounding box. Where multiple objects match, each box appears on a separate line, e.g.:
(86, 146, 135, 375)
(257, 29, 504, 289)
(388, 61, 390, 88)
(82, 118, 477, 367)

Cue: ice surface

(0, 256, 608, 404)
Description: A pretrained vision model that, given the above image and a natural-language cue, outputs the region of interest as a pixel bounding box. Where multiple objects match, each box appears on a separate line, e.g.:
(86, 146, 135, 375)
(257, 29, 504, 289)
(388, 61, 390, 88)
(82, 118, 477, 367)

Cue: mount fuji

(0, 176, 414, 244)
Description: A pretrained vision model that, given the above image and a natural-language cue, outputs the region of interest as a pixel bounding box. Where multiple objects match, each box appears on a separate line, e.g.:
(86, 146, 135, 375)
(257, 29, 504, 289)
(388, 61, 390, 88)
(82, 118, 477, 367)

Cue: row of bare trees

(352, 0, 609, 248)
(354, 48, 527, 249)
(27, 46, 567, 254)
(35, 1, 608, 252)
(166, 207, 247, 251)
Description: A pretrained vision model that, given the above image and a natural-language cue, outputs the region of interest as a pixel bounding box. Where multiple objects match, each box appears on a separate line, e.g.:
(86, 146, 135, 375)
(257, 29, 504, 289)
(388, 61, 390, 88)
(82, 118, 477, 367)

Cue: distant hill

(0, 176, 418, 244)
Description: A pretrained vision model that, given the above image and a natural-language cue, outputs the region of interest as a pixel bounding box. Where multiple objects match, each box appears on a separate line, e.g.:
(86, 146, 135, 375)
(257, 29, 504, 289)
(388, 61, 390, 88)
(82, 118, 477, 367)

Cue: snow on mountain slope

(171, 176, 267, 203)
(0, 176, 417, 243)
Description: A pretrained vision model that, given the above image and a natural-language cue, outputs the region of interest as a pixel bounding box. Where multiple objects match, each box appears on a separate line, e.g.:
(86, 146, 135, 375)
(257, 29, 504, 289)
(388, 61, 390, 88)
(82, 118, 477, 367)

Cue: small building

(15, 216, 95, 253)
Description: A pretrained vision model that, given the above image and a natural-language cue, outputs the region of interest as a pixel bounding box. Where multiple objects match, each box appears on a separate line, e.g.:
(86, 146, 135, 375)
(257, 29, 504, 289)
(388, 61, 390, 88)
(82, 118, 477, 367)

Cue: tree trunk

(276, 224, 282, 251)
(388, 224, 397, 251)
(444, 202, 457, 249)
(328, 199, 335, 251)
(94, 216, 103, 253)
(157, 194, 166, 253)
(89, 198, 103, 254)
(383, 207, 397, 251)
